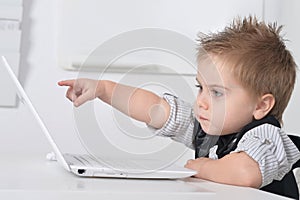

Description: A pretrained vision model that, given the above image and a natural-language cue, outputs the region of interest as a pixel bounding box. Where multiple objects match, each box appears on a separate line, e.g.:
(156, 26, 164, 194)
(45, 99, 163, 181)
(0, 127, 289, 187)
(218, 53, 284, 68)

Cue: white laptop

(1, 56, 197, 179)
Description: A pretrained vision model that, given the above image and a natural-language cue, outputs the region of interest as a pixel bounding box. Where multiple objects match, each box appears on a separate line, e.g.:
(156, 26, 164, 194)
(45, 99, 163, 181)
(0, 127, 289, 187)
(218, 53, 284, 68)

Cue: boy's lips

(200, 116, 208, 121)
(198, 115, 209, 121)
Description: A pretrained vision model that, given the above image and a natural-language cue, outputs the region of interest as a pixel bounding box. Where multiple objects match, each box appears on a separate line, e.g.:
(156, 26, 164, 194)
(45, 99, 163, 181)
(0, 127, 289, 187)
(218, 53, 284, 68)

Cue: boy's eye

(212, 89, 223, 97)
(195, 84, 203, 91)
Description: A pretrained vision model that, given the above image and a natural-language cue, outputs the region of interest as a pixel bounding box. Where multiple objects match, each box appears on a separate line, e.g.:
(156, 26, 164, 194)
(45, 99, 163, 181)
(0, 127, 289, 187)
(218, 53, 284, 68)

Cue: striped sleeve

(147, 93, 195, 149)
(232, 124, 300, 187)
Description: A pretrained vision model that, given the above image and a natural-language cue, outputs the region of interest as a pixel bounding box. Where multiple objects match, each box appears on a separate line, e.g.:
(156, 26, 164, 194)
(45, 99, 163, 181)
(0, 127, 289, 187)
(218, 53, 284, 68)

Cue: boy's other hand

(58, 79, 99, 107)
(184, 157, 210, 178)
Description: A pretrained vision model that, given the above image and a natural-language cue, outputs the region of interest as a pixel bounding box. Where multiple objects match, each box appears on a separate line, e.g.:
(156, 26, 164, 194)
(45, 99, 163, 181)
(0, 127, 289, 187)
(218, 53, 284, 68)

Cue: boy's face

(194, 56, 258, 135)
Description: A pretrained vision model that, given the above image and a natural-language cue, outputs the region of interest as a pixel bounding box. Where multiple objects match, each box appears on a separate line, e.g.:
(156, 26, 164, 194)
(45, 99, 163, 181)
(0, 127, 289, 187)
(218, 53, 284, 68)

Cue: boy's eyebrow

(195, 77, 229, 90)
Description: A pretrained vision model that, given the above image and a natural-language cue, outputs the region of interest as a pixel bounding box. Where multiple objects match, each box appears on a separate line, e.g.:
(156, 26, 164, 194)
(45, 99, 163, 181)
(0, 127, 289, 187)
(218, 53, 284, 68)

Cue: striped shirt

(149, 93, 300, 187)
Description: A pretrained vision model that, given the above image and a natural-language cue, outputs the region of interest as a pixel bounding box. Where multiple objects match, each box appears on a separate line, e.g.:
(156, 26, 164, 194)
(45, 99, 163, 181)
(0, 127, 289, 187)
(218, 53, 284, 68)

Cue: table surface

(0, 154, 292, 200)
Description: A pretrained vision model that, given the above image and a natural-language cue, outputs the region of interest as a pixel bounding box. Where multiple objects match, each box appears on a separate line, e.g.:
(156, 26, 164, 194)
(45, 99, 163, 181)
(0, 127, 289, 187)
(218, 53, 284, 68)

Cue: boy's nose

(196, 92, 209, 110)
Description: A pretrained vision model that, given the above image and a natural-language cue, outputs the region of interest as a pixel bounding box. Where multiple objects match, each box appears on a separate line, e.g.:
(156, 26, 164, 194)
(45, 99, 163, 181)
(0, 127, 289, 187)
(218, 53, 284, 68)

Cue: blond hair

(197, 16, 297, 124)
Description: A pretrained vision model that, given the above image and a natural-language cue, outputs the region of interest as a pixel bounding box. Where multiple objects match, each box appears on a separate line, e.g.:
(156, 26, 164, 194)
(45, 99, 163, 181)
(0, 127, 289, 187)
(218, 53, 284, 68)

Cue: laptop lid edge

(1, 55, 70, 171)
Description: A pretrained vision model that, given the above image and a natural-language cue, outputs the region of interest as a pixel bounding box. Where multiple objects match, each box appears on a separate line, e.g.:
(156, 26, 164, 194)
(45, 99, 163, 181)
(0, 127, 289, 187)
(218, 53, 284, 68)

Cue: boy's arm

(185, 152, 262, 188)
(98, 80, 170, 129)
(58, 79, 170, 129)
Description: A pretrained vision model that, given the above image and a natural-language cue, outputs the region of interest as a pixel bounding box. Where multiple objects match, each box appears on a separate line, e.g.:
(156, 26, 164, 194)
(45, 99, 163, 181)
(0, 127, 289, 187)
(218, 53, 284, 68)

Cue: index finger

(58, 79, 75, 87)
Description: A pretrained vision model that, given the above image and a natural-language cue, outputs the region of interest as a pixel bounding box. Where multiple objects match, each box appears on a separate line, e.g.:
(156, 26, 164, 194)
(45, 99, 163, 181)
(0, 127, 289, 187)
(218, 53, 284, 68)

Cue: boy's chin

(201, 126, 224, 136)
(205, 129, 235, 136)
(205, 131, 223, 136)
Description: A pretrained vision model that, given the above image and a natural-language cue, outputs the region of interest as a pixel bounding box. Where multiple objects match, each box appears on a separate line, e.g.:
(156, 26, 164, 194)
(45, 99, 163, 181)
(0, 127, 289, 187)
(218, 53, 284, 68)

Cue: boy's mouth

(200, 116, 208, 120)
(197, 115, 209, 122)
(199, 115, 208, 120)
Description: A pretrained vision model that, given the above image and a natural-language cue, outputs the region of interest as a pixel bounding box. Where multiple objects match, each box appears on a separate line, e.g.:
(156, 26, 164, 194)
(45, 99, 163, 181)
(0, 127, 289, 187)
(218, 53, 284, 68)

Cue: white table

(0, 154, 292, 200)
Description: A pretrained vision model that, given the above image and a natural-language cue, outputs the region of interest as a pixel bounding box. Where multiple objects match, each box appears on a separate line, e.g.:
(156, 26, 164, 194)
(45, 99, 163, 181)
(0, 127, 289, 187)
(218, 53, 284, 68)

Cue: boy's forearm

(97, 80, 170, 129)
(187, 152, 262, 188)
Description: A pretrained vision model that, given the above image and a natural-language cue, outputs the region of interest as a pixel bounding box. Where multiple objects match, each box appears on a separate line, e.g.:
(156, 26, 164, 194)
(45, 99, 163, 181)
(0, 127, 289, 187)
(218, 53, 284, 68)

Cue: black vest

(193, 115, 299, 199)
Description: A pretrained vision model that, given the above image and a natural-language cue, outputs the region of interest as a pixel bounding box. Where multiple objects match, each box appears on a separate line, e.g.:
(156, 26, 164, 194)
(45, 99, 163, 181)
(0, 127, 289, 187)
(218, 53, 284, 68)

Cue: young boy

(58, 16, 300, 199)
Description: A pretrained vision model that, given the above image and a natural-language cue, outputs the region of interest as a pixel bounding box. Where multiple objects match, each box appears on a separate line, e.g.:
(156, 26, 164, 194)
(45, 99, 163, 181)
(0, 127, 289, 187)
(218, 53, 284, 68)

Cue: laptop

(1, 56, 197, 179)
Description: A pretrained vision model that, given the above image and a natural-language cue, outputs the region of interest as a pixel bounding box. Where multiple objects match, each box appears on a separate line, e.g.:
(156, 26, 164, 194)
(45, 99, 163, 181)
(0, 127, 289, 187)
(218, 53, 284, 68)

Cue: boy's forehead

(197, 57, 227, 83)
(197, 55, 238, 88)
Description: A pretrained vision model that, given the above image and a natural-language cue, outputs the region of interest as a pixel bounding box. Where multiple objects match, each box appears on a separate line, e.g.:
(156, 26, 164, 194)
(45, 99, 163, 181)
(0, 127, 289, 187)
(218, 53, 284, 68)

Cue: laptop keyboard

(65, 154, 149, 170)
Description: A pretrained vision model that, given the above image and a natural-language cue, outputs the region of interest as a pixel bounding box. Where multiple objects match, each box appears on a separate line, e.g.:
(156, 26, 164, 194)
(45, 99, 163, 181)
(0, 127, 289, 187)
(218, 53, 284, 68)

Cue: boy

(58, 16, 300, 199)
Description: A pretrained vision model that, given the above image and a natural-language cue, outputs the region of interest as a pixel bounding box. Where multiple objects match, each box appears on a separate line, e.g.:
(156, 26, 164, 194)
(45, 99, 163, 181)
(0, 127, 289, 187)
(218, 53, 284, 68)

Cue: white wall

(276, 0, 300, 134)
(0, 0, 299, 160)
(0, 0, 81, 156)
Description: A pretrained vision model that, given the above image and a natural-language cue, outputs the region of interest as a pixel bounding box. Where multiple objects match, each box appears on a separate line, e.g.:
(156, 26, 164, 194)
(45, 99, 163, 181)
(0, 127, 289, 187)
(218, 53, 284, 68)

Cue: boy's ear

(253, 94, 275, 120)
